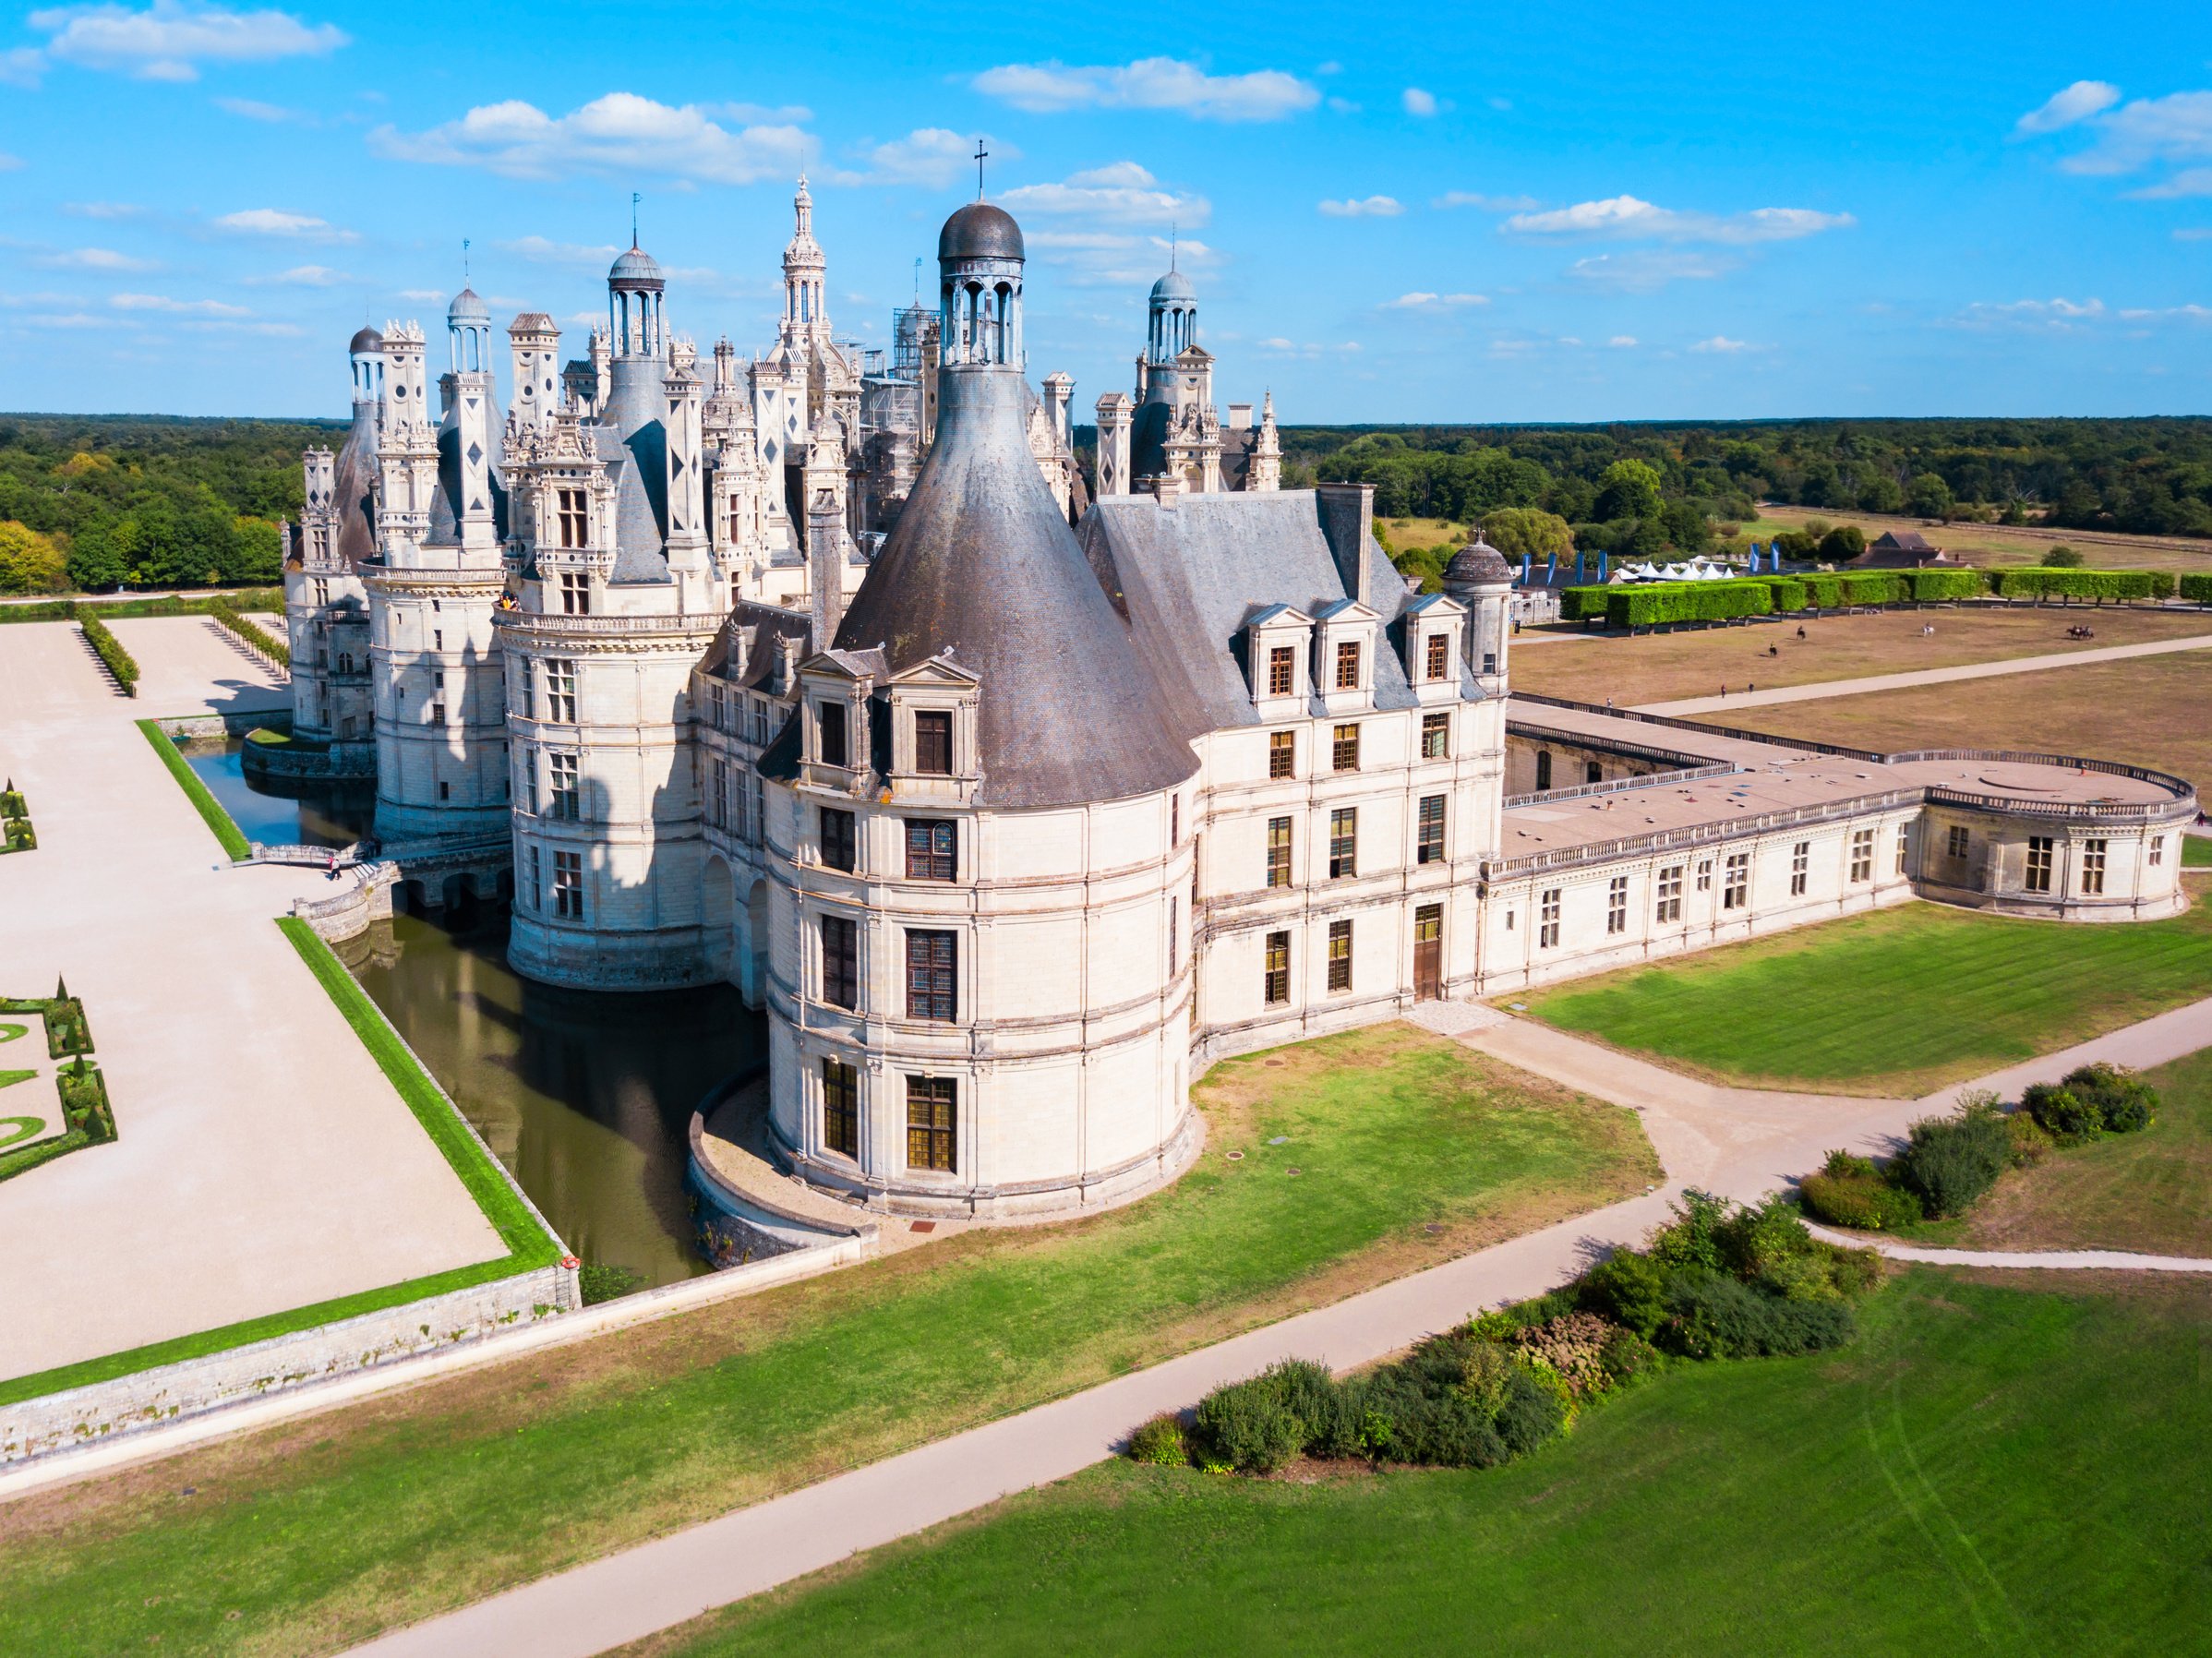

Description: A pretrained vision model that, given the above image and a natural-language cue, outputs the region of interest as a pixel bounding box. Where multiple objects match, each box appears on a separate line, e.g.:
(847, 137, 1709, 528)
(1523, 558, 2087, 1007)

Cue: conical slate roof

(833, 349, 1193, 809)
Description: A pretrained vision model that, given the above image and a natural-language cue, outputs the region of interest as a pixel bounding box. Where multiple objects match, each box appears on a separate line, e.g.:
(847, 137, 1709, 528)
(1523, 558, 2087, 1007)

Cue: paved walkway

(342, 991, 2212, 1658)
(1638, 631, 2212, 715)
(0, 618, 502, 1382)
(1800, 1223, 2212, 1273)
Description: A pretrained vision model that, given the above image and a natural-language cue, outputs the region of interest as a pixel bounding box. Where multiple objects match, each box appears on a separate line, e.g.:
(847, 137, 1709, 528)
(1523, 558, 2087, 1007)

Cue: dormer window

(557, 487, 589, 548)
(559, 571, 590, 615)
(1268, 645, 1294, 698)
(1425, 632, 1449, 681)
(1335, 641, 1361, 691)
(915, 710, 953, 775)
(820, 701, 849, 768)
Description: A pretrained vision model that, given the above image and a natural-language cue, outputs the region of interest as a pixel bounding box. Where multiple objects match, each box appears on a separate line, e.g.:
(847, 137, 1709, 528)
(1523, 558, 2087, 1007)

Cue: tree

(65, 521, 129, 592)
(2043, 545, 2083, 567)
(0, 520, 66, 595)
(1593, 458, 1665, 523)
(1773, 529, 1819, 561)
(1905, 472, 1954, 520)
(1661, 499, 1713, 554)
(1858, 475, 1904, 514)
(1817, 524, 1866, 562)
(1475, 506, 1572, 562)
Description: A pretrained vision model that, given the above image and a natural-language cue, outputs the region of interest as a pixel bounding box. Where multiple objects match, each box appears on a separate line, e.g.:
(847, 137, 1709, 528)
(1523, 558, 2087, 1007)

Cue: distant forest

(6, 410, 2212, 597)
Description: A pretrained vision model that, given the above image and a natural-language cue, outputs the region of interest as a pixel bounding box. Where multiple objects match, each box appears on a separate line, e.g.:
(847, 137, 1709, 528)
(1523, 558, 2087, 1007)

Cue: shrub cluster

(1, 780, 29, 855)
(210, 598, 291, 667)
(77, 612, 139, 696)
(1143, 1193, 1878, 1478)
(2021, 1062, 2159, 1145)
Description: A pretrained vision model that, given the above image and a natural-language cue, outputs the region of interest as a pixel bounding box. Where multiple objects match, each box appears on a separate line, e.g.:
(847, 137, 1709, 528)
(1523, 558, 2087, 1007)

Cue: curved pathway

(1638, 631, 2212, 716)
(1798, 1223, 2212, 1274)
(338, 991, 2212, 1658)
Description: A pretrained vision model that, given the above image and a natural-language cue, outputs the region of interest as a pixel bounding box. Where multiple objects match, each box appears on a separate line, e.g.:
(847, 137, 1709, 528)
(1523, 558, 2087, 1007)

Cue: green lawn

(631, 1271, 2212, 1658)
(0, 1024, 1656, 1658)
(134, 718, 248, 859)
(2184, 835, 2212, 869)
(1520, 895, 2212, 1096)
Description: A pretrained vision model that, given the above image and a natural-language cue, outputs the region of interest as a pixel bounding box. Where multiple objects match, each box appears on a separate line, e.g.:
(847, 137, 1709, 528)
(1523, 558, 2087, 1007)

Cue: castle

(283, 190, 2197, 1223)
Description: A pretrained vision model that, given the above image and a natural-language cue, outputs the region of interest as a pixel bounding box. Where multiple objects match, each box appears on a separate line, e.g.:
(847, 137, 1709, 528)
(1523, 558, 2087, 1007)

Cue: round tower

(1146, 266, 1197, 366)
(782, 174, 828, 336)
(607, 243, 666, 360)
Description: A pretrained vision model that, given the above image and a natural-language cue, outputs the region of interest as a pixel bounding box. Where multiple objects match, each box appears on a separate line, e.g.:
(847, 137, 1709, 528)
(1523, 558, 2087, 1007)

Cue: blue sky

(1, 1, 2207, 422)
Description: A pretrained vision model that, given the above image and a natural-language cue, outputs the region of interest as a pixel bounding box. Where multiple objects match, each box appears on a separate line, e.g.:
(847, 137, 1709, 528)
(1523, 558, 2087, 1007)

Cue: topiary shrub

(1892, 1100, 2012, 1218)
(1127, 1412, 1190, 1466)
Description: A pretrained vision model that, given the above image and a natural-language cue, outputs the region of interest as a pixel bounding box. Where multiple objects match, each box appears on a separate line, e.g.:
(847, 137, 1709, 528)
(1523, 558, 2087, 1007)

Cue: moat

(207, 743, 763, 1288)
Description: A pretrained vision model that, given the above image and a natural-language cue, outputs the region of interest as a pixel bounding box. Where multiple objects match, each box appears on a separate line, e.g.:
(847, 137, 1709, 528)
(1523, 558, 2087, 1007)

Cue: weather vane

(973, 138, 988, 200)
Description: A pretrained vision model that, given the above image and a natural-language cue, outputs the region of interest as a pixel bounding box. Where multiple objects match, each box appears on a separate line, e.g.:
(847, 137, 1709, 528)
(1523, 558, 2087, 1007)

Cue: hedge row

(2182, 574, 2212, 604)
(210, 599, 291, 668)
(1567, 564, 2181, 630)
(0, 587, 286, 625)
(77, 612, 138, 695)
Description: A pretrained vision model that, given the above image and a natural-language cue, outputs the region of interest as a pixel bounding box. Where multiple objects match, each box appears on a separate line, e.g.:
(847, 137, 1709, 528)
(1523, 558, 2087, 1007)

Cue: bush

(2007, 1111, 2055, 1168)
(2062, 1062, 2158, 1135)
(78, 612, 139, 696)
(1127, 1412, 1189, 1466)
(576, 1261, 645, 1305)
(1512, 1312, 1616, 1397)
(1560, 584, 1614, 622)
(1597, 1324, 1660, 1388)
(2043, 545, 2083, 567)
(1665, 1271, 1856, 1359)
(1194, 1366, 1311, 1474)
(2181, 573, 2212, 605)
(1773, 529, 1819, 561)
(1713, 1193, 1817, 1280)
(1579, 1247, 1670, 1338)
(2021, 1082, 2101, 1143)
(1893, 1101, 2013, 1218)
(210, 599, 291, 667)
(1761, 575, 1809, 612)
(1648, 1189, 1731, 1273)
(1798, 1170, 1923, 1231)
(1818, 525, 1866, 562)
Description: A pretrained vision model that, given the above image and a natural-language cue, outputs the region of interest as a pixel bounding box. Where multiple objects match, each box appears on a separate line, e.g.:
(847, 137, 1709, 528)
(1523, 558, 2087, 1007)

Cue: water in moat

(183, 739, 374, 847)
(341, 908, 764, 1288)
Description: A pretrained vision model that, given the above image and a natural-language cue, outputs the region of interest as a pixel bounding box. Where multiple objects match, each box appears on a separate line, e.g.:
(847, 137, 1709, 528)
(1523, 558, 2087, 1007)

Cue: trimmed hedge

(1560, 584, 1613, 622)
(1606, 578, 1775, 630)
(210, 599, 291, 667)
(1990, 567, 2173, 602)
(1907, 568, 1992, 601)
(78, 612, 139, 695)
(1760, 576, 1809, 612)
(2180, 573, 2212, 605)
(0, 587, 286, 625)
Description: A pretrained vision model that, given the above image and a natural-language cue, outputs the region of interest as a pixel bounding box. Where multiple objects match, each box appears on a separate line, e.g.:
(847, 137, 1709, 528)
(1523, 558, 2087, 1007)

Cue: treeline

(1283, 416, 2212, 545)
(0, 414, 341, 595)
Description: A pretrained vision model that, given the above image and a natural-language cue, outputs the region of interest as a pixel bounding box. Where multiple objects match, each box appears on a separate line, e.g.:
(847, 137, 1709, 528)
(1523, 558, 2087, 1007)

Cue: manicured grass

(1511, 604, 2212, 707)
(2185, 835, 2212, 869)
(1520, 897, 2212, 1097)
(0, 919, 556, 1406)
(134, 717, 249, 859)
(1947, 1048, 2212, 1257)
(0, 1116, 45, 1150)
(0, 1022, 25, 1043)
(628, 1271, 2212, 1658)
(0, 1024, 1656, 1657)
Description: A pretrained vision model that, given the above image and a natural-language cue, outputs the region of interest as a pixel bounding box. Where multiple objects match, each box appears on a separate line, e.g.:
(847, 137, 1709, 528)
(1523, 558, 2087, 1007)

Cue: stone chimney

(1316, 482, 1376, 609)
(808, 486, 847, 650)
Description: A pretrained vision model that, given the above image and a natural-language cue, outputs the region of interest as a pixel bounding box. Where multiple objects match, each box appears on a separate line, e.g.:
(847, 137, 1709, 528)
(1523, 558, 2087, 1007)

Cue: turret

(508, 312, 560, 434)
(781, 174, 829, 343)
(348, 324, 385, 411)
(1445, 535, 1515, 696)
(607, 246, 666, 360)
(374, 320, 436, 559)
(445, 287, 499, 556)
(1094, 392, 1132, 497)
(1251, 390, 1282, 493)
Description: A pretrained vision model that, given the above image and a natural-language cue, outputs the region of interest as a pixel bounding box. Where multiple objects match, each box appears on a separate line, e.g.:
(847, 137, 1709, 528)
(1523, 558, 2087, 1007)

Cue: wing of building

(283, 190, 2197, 1231)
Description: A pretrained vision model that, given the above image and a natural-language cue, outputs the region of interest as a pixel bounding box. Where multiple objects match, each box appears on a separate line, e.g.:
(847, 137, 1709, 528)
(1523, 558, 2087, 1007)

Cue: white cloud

(2119, 303, 2212, 323)
(1401, 87, 1437, 117)
(213, 206, 357, 242)
(399, 289, 446, 303)
(971, 56, 1319, 122)
(1382, 291, 1485, 309)
(2129, 166, 2212, 199)
(1433, 189, 1539, 211)
(1949, 296, 2108, 330)
(500, 234, 621, 267)
(64, 200, 141, 217)
(705, 101, 811, 124)
(36, 246, 159, 270)
(26, 2, 347, 83)
(2014, 79, 2122, 136)
(1317, 195, 1403, 218)
(0, 152, 26, 172)
(215, 94, 298, 120)
(1255, 337, 1363, 358)
(1001, 162, 1209, 227)
(1505, 194, 1853, 243)
(2058, 90, 2212, 178)
(110, 291, 251, 316)
(30, 311, 118, 328)
(1021, 227, 1222, 288)
(1607, 335, 1638, 348)
(369, 92, 808, 185)
(245, 263, 350, 285)
(1690, 335, 1751, 353)
(857, 127, 974, 187)
(1567, 250, 1733, 291)
(0, 47, 41, 86)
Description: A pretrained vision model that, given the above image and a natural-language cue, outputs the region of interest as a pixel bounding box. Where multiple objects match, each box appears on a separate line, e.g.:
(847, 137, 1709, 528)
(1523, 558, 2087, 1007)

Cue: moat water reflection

(341, 909, 765, 1288)
(183, 739, 373, 847)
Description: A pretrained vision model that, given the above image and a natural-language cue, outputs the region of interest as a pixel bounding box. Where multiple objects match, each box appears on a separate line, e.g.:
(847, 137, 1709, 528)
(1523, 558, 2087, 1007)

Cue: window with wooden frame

(1335, 639, 1361, 691)
(820, 807, 857, 872)
(518, 745, 538, 816)
(905, 930, 956, 1022)
(1696, 859, 1713, 893)
(1425, 631, 1449, 681)
(1263, 930, 1291, 1005)
(559, 571, 589, 615)
(913, 709, 953, 775)
(1538, 888, 1560, 948)
(1849, 828, 1874, 883)
(1655, 865, 1683, 923)
(1268, 644, 1295, 698)
(1724, 851, 1749, 909)
(905, 1075, 956, 1171)
(1328, 807, 1358, 879)
(1268, 730, 1296, 779)
(2026, 836, 2054, 894)
(525, 843, 541, 913)
(2082, 838, 2108, 895)
(1416, 795, 1445, 865)
(1327, 919, 1352, 991)
(819, 700, 849, 768)
(1948, 824, 1969, 860)
(1421, 713, 1449, 760)
(1791, 840, 1809, 897)
(822, 1059, 858, 1158)
(1171, 794, 1181, 845)
(556, 487, 589, 548)
(821, 914, 858, 1010)
(1266, 816, 1292, 888)
(1332, 723, 1360, 773)
(1167, 895, 1178, 978)
(905, 819, 956, 881)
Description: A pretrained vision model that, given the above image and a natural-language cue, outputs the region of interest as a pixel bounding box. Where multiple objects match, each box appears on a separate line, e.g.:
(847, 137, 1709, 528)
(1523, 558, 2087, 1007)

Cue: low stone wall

(290, 860, 399, 942)
(1, 1258, 574, 1466)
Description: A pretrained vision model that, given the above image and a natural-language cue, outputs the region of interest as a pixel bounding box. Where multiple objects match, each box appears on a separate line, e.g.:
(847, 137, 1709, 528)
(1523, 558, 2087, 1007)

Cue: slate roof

(330, 396, 379, 571)
(938, 202, 1024, 262)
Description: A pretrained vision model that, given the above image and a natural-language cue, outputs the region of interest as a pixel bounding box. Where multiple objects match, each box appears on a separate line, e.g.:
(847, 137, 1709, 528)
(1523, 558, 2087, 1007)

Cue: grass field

(1378, 516, 1468, 551)
(2187, 836, 2212, 869)
(1518, 898, 2212, 1098)
(134, 717, 249, 859)
(1730, 651, 2212, 795)
(628, 1270, 2212, 1657)
(1510, 606, 2212, 708)
(0, 1024, 1656, 1658)
(1750, 502, 2212, 573)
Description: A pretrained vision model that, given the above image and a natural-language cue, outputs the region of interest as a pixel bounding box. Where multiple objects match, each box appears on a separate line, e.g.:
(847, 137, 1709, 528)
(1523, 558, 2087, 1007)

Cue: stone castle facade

(283, 192, 2197, 1226)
